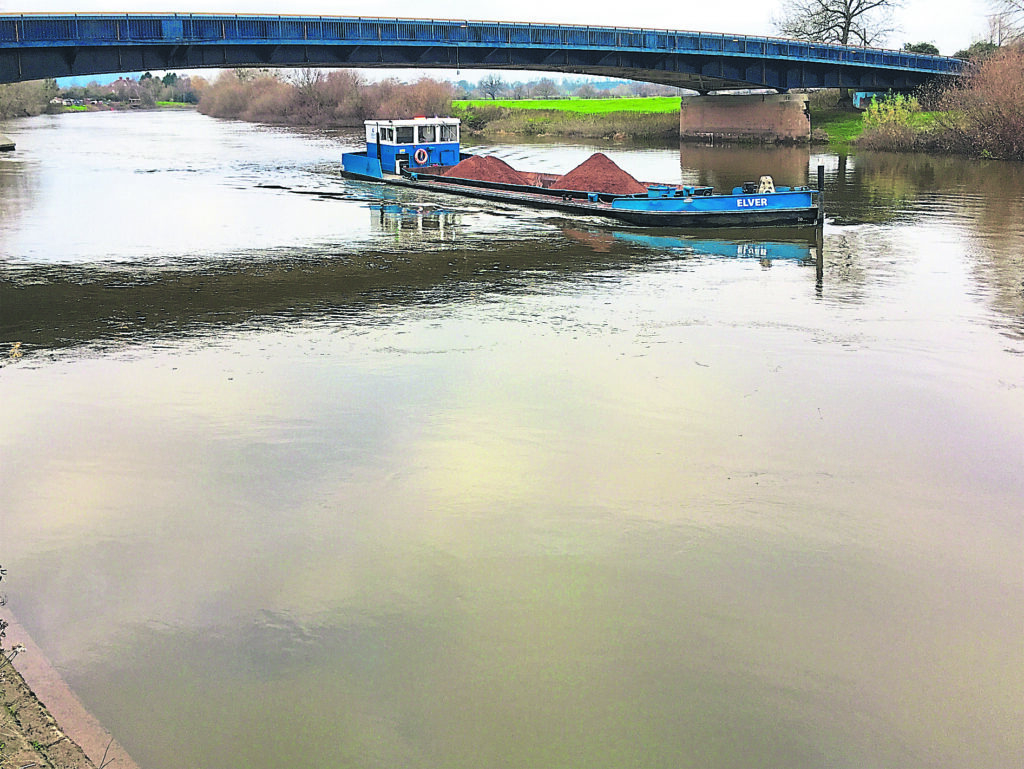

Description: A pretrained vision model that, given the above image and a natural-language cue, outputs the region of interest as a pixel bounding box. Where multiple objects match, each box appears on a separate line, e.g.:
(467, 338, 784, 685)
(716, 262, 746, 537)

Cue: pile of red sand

(444, 155, 528, 185)
(553, 153, 648, 195)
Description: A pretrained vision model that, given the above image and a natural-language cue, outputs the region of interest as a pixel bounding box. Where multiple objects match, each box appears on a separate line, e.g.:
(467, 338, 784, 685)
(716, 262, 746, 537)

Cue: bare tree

(773, 0, 902, 46)
(478, 74, 506, 100)
(532, 78, 559, 99)
(989, 1, 1024, 41)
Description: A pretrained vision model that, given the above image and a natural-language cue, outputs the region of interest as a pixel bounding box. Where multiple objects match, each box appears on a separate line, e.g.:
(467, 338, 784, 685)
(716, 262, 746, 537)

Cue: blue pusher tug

(341, 117, 464, 179)
(341, 116, 823, 229)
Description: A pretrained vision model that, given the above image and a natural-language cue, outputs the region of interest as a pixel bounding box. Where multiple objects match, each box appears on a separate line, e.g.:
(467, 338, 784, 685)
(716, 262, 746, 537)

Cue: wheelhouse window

(395, 126, 414, 144)
(418, 124, 436, 142)
(440, 124, 458, 142)
(380, 126, 394, 143)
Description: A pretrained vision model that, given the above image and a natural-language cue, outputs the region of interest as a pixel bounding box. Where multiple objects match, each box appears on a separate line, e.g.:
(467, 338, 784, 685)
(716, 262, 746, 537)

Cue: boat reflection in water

(369, 201, 463, 240)
(562, 226, 822, 269)
(365, 197, 824, 279)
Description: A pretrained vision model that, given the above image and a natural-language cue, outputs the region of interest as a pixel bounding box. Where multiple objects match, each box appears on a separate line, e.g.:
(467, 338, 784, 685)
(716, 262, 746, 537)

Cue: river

(1, 110, 1021, 769)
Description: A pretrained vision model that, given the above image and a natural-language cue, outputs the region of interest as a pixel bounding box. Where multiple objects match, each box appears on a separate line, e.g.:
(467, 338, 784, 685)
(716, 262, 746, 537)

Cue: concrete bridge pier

(680, 93, 810, 143)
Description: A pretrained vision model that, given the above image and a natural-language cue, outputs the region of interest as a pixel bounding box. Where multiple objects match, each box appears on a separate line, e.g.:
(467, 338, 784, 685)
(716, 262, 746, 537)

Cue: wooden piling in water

(815, 164, 825, 282)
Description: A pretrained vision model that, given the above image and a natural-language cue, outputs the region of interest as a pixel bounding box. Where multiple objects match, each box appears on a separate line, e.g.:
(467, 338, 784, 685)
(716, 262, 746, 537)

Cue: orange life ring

(413, 148, 429, 165)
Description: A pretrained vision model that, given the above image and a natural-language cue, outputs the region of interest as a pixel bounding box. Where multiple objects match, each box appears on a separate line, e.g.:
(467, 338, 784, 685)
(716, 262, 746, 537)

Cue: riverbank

(455, 102, 680, 141)
(0, 612, 138, 769)
(457, 57, 1024, 161)
(0, 656, 96, 769)
(54, 102, 198, 114)
(454, 97, 856, 144)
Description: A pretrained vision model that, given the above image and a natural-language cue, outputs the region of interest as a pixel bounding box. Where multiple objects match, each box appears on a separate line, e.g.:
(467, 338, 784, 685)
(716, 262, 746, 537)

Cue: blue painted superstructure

(0, 13, 962, 90)
(343, 118, 462, 180)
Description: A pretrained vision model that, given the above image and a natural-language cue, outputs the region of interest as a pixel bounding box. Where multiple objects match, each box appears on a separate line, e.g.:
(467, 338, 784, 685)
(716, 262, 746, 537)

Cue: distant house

(109, 77, 141, 103)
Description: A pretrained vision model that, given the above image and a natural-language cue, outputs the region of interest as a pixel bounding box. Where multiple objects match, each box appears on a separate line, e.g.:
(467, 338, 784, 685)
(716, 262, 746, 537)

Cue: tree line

(0, 72, 202, 119)
(467, 74, 681, 100)
(0, 79, 58, 119)
(1, 69, 675, 124)
(197, 70, 452, 125)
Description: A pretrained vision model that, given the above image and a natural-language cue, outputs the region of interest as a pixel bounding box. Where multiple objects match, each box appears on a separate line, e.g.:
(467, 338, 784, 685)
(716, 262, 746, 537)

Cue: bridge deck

(0, 14, 962, 90)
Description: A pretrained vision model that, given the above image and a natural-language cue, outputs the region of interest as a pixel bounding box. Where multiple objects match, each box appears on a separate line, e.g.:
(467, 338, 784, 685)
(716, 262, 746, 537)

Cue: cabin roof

(363, 117, 460, 127)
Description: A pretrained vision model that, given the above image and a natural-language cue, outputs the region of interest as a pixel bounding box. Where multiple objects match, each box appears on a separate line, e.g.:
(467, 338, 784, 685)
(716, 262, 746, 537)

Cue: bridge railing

(0, 14, 963, 75)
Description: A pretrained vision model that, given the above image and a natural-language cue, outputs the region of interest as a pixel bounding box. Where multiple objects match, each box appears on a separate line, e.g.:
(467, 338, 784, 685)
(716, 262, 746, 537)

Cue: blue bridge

(0, 13, 962, 92)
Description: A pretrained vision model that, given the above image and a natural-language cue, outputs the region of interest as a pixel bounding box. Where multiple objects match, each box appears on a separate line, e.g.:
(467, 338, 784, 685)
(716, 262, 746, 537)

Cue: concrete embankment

(1, 656, 96, 768)
(1, 611, 138, 769)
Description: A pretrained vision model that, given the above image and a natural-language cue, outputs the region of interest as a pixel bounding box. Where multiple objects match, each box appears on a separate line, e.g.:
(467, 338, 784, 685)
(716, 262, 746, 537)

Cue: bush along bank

(856, 45, 1024, 161)
(198, 70, 454, 126)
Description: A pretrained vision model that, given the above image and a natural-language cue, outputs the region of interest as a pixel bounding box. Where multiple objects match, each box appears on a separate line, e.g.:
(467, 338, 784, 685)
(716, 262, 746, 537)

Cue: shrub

(453, 104, 509, 130)
(862, 93, 921, 130)
(933, 45, 1024, 160)
(857, 93, 923, 151)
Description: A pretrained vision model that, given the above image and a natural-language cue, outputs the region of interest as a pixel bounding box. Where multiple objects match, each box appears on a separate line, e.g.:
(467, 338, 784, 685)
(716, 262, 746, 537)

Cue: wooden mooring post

(815, 164, 825, 283)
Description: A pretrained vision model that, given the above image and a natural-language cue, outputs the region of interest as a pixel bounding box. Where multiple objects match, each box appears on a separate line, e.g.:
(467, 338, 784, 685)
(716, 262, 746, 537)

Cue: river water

(1, 110, 1021, 769)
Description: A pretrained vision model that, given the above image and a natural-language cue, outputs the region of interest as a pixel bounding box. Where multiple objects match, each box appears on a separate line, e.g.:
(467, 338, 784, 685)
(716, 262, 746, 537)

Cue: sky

(3, 0, 995, 59)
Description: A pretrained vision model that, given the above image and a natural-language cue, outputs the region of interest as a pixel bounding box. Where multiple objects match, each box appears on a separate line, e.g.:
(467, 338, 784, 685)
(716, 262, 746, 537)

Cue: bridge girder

(2, 43, 950, 93)
(0, 13, 962, 91)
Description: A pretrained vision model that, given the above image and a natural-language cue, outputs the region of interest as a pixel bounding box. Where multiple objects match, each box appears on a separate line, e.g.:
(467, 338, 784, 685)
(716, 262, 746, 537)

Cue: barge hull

(340, 170, 822, 229)
(609, 207, 821, 227)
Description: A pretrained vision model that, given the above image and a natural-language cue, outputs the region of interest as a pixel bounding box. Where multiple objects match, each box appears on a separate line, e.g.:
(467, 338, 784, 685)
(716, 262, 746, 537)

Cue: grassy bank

(812, 110, 864, 144)
(456, 95, 994, 155)
(814, 106, 942, 147)
(453, 101, 680, 141)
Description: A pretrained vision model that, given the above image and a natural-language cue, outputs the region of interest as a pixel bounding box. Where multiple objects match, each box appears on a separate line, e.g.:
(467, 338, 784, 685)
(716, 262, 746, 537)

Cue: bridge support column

(679, 93, 810, 143)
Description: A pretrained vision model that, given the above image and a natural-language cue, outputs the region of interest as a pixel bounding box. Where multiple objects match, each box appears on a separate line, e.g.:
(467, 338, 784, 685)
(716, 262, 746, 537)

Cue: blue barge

(341, 117, 823, 229)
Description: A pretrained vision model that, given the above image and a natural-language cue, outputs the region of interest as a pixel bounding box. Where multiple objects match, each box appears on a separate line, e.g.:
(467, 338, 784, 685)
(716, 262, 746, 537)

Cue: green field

(453, 96, 681, 114)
